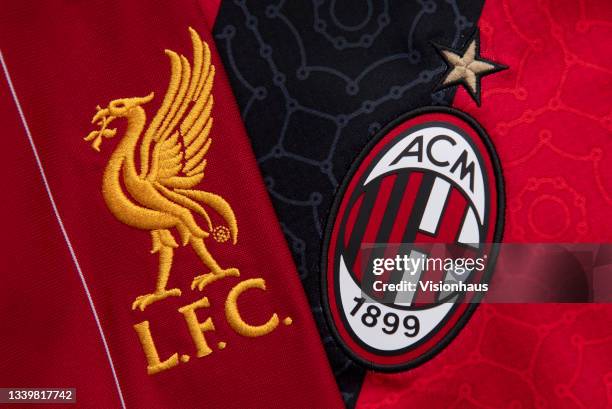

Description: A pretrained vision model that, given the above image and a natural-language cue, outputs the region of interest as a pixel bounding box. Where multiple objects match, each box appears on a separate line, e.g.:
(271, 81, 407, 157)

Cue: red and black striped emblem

(322, 107, 504, 371)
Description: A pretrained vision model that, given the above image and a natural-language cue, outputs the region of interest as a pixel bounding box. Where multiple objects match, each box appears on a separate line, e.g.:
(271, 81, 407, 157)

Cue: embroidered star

(434, 29, 507, 106)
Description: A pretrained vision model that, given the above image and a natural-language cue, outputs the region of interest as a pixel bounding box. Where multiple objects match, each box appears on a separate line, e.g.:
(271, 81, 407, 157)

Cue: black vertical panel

(214, 1, 485, 406)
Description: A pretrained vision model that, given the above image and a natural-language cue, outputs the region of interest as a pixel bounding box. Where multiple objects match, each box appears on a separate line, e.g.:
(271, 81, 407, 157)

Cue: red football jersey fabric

(0, 62, 123, 409)
(357, 0, 612, 408)
(0, 1, 343, 408)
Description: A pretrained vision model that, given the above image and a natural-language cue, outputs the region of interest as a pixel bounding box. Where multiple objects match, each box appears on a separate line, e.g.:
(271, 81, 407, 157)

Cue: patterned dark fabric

(214, 1, 485, 406)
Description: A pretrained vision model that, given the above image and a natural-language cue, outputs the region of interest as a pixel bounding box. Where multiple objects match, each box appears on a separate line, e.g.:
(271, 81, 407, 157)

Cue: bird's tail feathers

(175, 189, 238, 244)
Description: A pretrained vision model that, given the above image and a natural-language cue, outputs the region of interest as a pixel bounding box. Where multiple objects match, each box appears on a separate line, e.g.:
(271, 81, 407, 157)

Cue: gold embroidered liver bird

(84, 28, 239, 311)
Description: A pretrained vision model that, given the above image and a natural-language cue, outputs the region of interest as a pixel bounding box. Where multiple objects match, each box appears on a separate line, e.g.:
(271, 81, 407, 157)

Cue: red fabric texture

(0, 1, 343, 408)
(357, 0, 612, 408)
(197, 0, 222, 30)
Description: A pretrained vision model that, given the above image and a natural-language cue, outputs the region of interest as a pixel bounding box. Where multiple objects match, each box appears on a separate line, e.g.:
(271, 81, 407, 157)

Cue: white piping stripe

(1, 50, 127, 409)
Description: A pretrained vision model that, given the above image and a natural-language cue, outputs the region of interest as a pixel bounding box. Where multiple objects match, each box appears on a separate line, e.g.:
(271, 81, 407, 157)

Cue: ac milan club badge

(322, 107, 504, 372)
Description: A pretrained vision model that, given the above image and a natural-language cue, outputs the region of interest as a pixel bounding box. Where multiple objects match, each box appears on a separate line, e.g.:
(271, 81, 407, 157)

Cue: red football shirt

(0, 1, 343, 408)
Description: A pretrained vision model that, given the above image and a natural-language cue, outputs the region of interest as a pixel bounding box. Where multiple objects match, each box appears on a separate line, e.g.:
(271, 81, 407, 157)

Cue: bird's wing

(140, 27, 215, 190)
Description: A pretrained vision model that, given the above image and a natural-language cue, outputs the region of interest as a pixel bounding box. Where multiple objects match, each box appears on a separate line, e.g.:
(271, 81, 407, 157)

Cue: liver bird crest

(84, 28, 239, 311)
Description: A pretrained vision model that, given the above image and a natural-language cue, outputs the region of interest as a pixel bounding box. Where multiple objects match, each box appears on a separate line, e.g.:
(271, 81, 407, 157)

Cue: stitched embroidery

(433, 29, 507, 106)
(86, 28, 294, 376)
(225, 278, 280, 337)
(133, 321, 180, 375)
(84, 27, 239, 311)
(178, 297, 216, 358)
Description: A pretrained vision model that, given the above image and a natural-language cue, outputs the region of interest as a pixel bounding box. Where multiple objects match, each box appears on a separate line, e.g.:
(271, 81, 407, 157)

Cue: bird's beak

(91, 106, 110, 125)
(84, 106, 117, 152)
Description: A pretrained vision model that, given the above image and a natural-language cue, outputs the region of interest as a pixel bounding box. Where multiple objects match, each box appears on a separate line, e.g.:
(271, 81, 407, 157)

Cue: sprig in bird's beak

(84, 105, 117, 151)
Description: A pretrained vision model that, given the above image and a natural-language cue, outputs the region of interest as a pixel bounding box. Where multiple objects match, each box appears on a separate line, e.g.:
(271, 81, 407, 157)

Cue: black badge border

(320, 106, 506, 373)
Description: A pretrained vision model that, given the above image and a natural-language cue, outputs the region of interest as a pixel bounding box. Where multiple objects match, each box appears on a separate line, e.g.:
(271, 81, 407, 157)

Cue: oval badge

(322, 107, 504, 371)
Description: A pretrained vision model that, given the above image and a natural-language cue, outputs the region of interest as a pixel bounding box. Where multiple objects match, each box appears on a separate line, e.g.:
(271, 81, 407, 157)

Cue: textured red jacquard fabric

(0, 1, 343, 408)
(357, 1, 612, 408)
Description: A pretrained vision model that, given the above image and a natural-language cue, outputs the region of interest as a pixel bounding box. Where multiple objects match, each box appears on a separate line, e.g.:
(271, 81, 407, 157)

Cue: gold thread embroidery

(84, 28, 239, 311)
(178, 297, 215, 358)
(212, 226, 231, 243)
(225, 278, 279, 337)
(434, 30, 507, 106)
(133, 321, 179, 375)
